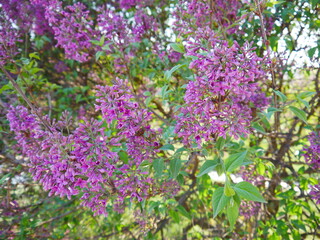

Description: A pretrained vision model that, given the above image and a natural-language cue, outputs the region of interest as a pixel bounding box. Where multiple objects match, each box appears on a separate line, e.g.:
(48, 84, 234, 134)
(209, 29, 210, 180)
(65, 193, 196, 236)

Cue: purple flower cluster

(303, 131, 320, 169)
(0, 0, 51, 35)
(0, 14, 21, 66)
(7, 80, 178, 216)
(303, 131, 320, 203)
(95, 79, 161, 167)
(45, 1, 96, 62)
(175, 36, 268, 146)
(174, 0, 242, 36)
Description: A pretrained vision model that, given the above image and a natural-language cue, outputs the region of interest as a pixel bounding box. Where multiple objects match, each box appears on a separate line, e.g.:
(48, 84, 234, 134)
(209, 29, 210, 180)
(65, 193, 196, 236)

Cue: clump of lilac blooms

(174, 0, 242, 36)
(0, 0, 51, 35)
(303, 131, 320, 204)
(175, 34, 268, 146)
(45, 1, 96, 62)
(7, 80, 178, 217)
(0, 14, 21, 66)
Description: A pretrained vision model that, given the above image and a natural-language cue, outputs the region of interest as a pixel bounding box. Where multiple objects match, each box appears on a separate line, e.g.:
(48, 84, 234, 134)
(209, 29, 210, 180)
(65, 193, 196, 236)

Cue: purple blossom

(7, 99, 178, 217)
(45, 1, 96, 62)
(303, 131, 320, 203)
(303, 131, 320, 169)
(175, 37, 268, 146)
(0, 14, 21, 66)
(0, 0, 52, 35)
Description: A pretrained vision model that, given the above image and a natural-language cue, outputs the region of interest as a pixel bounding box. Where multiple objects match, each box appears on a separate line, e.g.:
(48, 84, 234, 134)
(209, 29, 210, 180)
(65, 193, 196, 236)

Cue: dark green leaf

(176, 205, 191, 219)
(227, 198, 240, 229)
(225, 151, 247, 173)
(233, 181, 267, 203)
(153, 158, 164, 177)
(160, 144, 175, 151)
(273, 90, 287, 102)
(212, 187, 230, 218)
(289, 106, 308, 124)
(170, 158, 181, 179)
(197, 160, 219, 177)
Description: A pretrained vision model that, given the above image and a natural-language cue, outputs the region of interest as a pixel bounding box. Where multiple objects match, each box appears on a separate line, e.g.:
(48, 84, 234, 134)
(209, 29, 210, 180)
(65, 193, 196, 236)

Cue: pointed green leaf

(160, 144, 175, 151)
(170, 43, 185, 53)
(153, 158, 164, 177)
(197, 160, 219, 177)
(227, 198, 240, 229)
(212, 187, 231, 218)
(225, 151, 247, 173)
(273, 90, 287, 102)
(289, 106, 308, 124)
(233, 181, 267, 203)
(252, 122, 266, 134)
(170, 158, 181, 179)
(176, 205, 191, 219)
(0, 173, 12, 185)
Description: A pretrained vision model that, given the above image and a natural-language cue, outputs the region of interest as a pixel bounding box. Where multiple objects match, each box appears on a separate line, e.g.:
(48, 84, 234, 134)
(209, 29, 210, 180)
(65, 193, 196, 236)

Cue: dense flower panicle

(303, 131, 320, 203)
(133, 10, 159, 41)
(175, 37, 268, 146)
(310, 184, 320, 204)
(95, 79, 160, 166)
(0, 0, 51, 35)
(45, 1, 96, 62)
(303, 131, 320, 169)
(174, 0, 242, 36)
(0, 15, 21, 66)
(7, 101, 178, 216)
(97, 8, 132, 48)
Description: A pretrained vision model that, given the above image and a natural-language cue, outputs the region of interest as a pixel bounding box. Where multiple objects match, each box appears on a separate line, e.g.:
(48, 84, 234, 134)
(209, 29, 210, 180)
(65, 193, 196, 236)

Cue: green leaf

(164, 64, 184, 81)
(170, 158, 181, 179)
(29, 52, 40, 60)
(168, 209, 180, 223)
(289, 106, 308, 124)
(212, 187, 230, 218)
(227, 198, 240, 229)
(273, 90, 287, 102)
(216, 137, 226, 150)
(308, 47, 317, 58)
(0, 173, 12, 185)
(95, 51, 105, 61)
(252, 122, 266, 134)
(0, 84, 11, 94)
(160, 144, 175, 151)
(153, 158, 164, 177)
(224, 182, 235, 197)
(118, 151, 128, 164)
(224, 151, 247, 173)
(233, 181, 267, 203)
(176, 205, 191, 219)
(170, 43, 185, 53)
(297, 91, 316, 99)
(197, 160, 219, 177)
